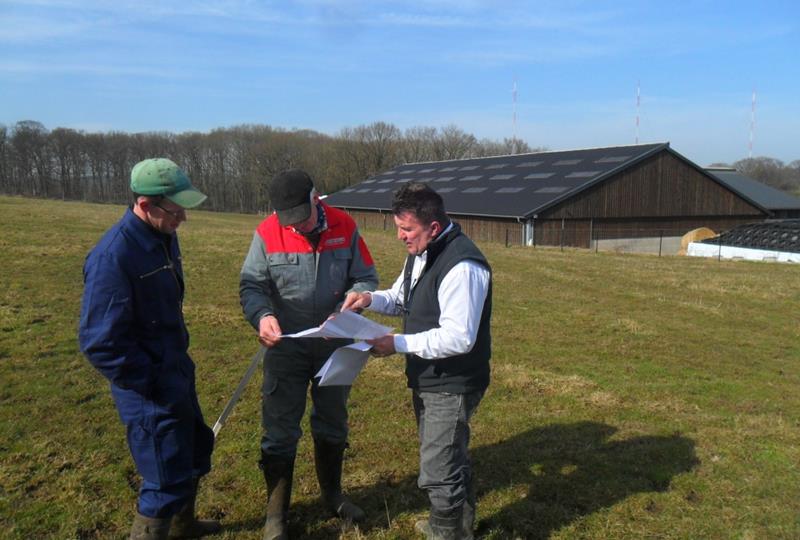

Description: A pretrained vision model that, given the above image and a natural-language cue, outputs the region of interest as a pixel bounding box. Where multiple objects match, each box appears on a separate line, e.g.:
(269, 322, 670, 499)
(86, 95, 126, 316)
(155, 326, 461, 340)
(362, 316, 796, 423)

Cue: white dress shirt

(368, 230, 490, 360)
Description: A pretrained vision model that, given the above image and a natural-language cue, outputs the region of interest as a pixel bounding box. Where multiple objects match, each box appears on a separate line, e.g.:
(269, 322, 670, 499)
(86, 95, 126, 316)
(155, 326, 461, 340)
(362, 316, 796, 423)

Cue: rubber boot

(414, 506, 463, 540)
(130, 512, 171, 540)
(313, 438, 365, 522)
(169, 477, 221, 538)
(260, 452, 294, 540)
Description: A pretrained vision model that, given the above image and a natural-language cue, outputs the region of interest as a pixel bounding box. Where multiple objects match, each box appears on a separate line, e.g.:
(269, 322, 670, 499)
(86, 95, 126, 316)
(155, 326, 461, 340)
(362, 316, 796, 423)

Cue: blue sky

(1, 0, 798, 166)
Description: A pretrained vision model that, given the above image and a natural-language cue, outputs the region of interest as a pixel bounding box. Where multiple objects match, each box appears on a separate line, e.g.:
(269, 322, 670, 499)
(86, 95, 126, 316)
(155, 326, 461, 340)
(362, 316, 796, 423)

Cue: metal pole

(213, 348, 265, 438)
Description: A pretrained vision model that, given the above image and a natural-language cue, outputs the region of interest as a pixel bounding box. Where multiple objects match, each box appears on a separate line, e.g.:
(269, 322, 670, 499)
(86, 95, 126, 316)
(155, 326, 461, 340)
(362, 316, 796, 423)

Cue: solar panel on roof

(534, 186, 569, 193)
(491, 174, 515, 180)
(525, 173, 555, 179)
(363, 179, 376, 184)
(516, 161, 543, 167)
(378, 178, 394, 183)
(417, 177, 434, 183)
(435, 176, 455, 182)
(459, 165, 480, 171)
(440, 167, 458, 172)
(463, 187, 487, 193)
(397, 178, 412, 183)
(373, 188, 390, 193)
(485, 164, 506, 170)
(595, 155, 631, 163)
(437, 187, 455, 193)
(566, 171, 601, 178)
(496, 187, 525, 193)
(418, 168, 436, 173)
(460, 175, 482, 181)
(553, 159, 582, 166)
(357, 188, 372, 193)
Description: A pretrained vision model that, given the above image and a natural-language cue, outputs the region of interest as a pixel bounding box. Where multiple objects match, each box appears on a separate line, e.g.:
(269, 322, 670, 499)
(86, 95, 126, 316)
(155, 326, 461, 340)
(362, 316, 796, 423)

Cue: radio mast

(749, 88, 756, 158)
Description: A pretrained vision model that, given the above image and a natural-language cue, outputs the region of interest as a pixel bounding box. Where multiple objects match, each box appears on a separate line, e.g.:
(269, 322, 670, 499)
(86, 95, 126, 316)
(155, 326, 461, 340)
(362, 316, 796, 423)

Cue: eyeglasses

(154, 202, 185, 219)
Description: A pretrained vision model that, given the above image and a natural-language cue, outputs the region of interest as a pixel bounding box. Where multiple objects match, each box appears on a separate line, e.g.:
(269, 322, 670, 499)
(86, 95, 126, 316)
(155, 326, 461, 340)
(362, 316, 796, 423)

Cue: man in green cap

(79, 158, 220, 539)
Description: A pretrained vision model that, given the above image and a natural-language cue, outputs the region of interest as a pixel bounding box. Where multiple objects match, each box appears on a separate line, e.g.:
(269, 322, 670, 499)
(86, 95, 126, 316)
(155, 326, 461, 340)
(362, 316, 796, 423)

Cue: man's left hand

(367, 334, 396, 357)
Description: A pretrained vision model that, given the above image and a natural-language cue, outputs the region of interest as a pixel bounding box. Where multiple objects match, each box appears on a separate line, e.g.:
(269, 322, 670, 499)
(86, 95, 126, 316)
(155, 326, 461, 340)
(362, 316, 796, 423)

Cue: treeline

(0, 120, 538, 214)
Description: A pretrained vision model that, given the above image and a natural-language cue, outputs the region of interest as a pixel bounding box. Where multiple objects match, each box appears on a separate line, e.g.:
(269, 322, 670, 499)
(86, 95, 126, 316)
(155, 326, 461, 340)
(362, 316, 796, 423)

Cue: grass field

(1, 194, 799, 539)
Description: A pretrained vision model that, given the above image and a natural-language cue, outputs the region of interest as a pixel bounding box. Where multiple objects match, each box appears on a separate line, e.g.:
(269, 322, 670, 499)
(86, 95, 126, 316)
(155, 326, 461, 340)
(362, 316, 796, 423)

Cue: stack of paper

(282, 310, 393, 386)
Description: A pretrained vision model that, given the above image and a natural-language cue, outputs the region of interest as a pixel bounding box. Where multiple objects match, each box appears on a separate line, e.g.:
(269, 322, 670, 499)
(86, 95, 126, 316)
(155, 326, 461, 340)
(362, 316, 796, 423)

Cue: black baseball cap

(269, 169, 315, 225)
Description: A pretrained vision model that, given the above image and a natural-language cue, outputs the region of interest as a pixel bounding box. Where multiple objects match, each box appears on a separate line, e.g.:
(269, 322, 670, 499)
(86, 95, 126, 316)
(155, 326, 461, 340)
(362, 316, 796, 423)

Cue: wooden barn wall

(534, 216, 763, 248)
(542, 151, 765, 220)
(340, 209, 523, 244)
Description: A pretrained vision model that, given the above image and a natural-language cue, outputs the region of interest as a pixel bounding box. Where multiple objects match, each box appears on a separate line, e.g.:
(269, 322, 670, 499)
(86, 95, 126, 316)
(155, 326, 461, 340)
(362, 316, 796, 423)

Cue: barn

(324, 142, 769, 250)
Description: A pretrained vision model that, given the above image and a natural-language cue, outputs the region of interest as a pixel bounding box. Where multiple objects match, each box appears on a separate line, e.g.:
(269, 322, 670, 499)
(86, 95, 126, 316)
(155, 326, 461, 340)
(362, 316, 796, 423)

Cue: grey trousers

(413, 389, 484, 514)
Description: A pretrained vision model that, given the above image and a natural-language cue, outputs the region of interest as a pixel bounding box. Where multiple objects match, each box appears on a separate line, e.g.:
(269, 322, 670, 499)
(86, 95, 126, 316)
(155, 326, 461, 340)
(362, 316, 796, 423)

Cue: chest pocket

(268, 252, 300, 293)
(327, 249, 351, 297)
(137, 263, 181, 329)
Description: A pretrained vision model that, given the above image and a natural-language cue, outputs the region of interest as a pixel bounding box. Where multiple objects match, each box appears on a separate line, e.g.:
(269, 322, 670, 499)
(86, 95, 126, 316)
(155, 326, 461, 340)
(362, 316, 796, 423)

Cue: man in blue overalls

(79, 158, 219, 539)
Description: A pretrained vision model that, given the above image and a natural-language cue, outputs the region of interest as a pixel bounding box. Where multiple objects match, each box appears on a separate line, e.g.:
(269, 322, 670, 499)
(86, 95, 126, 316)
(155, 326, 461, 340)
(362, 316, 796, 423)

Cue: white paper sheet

(282, 310, 392, 340)
(314, 341, 372, 386)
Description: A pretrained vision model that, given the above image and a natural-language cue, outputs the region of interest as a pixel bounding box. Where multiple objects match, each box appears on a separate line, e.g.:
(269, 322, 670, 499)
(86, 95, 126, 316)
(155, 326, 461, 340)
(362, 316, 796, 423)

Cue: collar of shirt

(124, 206, 175, 253)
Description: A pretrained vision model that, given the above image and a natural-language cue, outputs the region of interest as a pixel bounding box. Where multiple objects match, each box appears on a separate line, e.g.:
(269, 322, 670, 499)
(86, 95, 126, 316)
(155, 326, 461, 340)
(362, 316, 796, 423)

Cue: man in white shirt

(341, 182, 492, 540)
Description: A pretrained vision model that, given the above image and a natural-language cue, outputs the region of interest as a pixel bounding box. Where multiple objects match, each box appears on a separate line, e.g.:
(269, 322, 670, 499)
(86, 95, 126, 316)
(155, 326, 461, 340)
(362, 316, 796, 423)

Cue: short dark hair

(391, 182, 449, 226)
(132, 192, 163, 205)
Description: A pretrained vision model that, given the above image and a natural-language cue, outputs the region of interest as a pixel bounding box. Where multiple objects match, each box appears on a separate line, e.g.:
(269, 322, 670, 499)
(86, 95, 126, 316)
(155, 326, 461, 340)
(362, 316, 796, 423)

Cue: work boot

(414, 506, 463, 540)
(130, 512, 171, 540)
(313, 437, 365, 522)
(260, 452, 294, 540)
(169, 477, 221, 538)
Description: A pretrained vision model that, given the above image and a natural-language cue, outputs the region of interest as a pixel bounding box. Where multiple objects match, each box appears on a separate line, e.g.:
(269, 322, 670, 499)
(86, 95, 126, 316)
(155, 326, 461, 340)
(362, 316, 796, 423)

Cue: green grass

(1, 194, 799, 539)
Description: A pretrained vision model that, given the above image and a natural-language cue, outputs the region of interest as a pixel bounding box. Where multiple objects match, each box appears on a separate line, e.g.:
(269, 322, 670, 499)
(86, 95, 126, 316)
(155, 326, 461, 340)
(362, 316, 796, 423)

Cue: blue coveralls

(79, 208, 214, 518)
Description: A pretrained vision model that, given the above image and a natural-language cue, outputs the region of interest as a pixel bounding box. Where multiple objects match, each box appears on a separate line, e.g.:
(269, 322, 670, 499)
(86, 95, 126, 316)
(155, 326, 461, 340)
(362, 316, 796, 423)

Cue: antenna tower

(635, 80, 640, 144)
(749, 88, 756, 158)
(512, 77, 518, 154)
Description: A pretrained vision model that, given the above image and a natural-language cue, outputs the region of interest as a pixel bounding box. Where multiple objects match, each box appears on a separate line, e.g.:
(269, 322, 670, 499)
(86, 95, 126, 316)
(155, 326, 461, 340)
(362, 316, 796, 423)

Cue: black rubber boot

(168, 477, 221, 538)
(312, 437, 365, 522)
(130, 512, 172, 540)
(260, 452, 294, 540)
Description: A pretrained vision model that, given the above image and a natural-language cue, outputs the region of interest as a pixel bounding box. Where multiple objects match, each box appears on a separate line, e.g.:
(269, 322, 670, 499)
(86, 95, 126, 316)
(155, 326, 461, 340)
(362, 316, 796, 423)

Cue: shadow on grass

(471, 421, 699, 538)
(223, 421, 698, 539)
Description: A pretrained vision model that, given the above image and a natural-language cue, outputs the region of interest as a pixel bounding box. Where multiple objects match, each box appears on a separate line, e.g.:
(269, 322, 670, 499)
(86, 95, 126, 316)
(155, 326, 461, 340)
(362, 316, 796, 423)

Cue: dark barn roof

(704, 168, 800, 213)
(326, 142, 703, 219)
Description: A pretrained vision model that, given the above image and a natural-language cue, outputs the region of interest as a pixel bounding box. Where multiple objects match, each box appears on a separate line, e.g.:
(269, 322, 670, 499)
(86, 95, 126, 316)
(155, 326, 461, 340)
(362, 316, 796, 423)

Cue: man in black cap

(239, 169, 378, 539)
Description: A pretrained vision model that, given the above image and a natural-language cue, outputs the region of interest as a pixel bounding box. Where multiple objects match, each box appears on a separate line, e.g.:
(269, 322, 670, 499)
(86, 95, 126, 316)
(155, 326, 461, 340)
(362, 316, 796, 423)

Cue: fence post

(505, 229, 510, 248)
(718, 234, 722, 261)
(658, 230, 663, 257)
(560, 218, 565, 251)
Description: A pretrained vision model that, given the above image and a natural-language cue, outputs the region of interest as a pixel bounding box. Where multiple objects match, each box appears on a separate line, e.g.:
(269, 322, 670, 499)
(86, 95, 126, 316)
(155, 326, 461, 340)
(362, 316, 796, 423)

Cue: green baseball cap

(130, 158, 207, 209)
